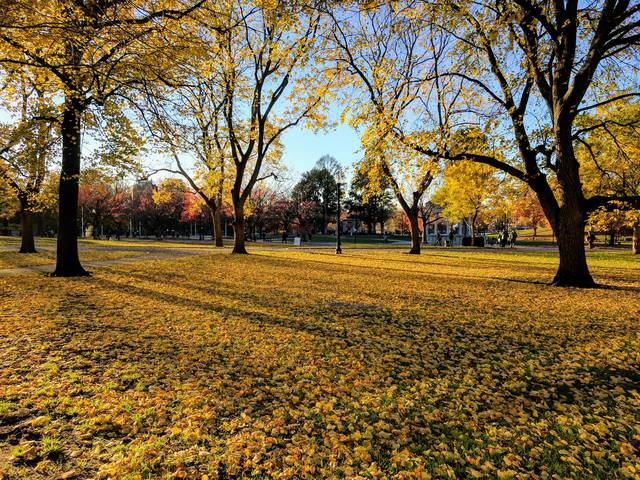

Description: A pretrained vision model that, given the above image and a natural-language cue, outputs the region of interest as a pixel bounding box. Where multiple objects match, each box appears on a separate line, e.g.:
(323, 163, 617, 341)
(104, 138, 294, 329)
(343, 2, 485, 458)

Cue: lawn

(0, 237, 218, 270)
(0, 246, 639, 479)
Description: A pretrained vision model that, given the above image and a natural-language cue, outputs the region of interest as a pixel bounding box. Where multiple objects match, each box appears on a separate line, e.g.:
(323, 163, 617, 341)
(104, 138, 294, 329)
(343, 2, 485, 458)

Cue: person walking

(448, 229, 455, 247)
(500, 228, 509, 247)
(510, 229, 518, 248)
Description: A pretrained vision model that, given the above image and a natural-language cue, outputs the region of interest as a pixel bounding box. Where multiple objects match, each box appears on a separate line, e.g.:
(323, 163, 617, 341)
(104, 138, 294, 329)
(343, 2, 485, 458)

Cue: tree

(512, 187, 549, 239)
(587, 202, 639, 252)
(0, 67, 58, 253)
(139, 23, 230, 247)
(271, 196, 298, 236)
(360, 132, 436, 254)
(291, 165, 338, 234)
(205, 0, 333, 254)
(153, 178, 188, 237)
(329, 3, 441, 254)
(332, 1, 639, 284)
(0, 0, 205, 275)
(345, 169, 394, 235)
(401, 0, 640, 286)
(578, 99, 640, 253)
(418, 200, 442, 243)
(246, 186, 274, 240)
(78, 170, 129, 238)
(0, 178, 18, 235)
(433, 161, 500, 245)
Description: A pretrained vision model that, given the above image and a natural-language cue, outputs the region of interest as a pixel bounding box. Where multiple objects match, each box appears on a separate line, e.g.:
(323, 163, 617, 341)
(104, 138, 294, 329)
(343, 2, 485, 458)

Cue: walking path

(0, 245, 213, 276)
(1, 237, 628, 276)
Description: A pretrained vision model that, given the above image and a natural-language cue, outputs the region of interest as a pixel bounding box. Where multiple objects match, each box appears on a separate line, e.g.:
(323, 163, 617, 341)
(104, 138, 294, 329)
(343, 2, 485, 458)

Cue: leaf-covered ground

(0, 246, 639, 479)
(0, 249, 145, 270)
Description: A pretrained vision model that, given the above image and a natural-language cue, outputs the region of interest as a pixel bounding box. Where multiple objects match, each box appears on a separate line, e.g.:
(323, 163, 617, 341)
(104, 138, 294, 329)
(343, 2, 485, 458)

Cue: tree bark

(52, 95, 88, 277)
(408, 210, 421, 254)
(470, 211, 478, 246)
(232, 201, 247, 254)
(546, 118, 595, 287)
(19, 202, 37, 254)
(212, 207, 223, 247)
(632, 223, 639, 255)
(553, 206, 594, 286)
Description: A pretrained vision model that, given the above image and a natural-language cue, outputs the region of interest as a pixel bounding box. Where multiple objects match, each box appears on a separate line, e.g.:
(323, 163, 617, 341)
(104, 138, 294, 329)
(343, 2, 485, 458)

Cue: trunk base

(213, 209, 224, 247)
(19, 209, 37, 253)
(51, 266, 90, 277)
(407, 247, 420, 254)
(232, 246, 248, 254)
(550, 272, 596, 288)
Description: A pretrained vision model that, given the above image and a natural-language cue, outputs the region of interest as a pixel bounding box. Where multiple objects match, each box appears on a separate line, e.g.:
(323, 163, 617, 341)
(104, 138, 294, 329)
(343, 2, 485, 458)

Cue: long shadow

(267, 250, 640, 290)
(489, 277, 550, 286)
(99, 257, 506, 312)
(90, 275, 381, 344)
(305, 248, 557, 273)
(596, 283, 640, 293)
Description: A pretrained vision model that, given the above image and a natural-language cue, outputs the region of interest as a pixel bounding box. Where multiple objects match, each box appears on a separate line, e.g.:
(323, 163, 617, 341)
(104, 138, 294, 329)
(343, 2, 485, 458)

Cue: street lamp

(315, 155, 343, 255)
(336, 171, 342, 254)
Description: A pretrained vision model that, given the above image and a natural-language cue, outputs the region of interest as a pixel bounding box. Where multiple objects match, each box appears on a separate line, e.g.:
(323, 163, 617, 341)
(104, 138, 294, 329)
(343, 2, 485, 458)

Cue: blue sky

(280, 123, 362, 181)
(0, 107, 364, 183)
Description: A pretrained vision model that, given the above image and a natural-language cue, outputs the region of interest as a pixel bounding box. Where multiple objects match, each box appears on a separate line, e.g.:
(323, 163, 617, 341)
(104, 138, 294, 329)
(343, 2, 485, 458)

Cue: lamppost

(315, 155, 343, 255)
(336, 172, 342, 254)
(129, 183, 134, 238)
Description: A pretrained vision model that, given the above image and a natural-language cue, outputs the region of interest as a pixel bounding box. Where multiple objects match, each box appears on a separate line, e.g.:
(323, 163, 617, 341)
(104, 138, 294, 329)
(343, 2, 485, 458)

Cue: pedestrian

(510, 229, 517, 247)
(587, 230, 596, 249)
(436, 232, 442, 246)
(448, 229, 455, 246)
(282, 230, 288, 243)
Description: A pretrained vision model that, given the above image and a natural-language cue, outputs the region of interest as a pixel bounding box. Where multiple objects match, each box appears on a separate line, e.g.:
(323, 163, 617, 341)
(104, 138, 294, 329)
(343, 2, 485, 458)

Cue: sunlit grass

(0, 247, 638, 478)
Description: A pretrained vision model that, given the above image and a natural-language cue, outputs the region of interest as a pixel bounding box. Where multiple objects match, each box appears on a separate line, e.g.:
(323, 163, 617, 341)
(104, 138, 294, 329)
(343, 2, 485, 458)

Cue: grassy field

(0, 243, 639, 479)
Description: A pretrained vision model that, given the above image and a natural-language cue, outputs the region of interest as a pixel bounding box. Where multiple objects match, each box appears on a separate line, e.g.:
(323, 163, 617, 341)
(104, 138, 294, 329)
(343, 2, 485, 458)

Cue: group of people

(497, 228, 518, 248)
(435, 230, 456, 246)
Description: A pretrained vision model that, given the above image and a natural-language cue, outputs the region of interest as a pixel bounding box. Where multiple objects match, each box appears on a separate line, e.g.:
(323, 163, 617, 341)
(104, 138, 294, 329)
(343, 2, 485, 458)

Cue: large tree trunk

(546, 120, 595, 287)
(212, 208, 223, 247)
(408, 209, 420, 254)
(232, 201, 247, 254)
(52, 95, 88, 277)
(19, 203, 37, 254)
(632, 223, 639, 255)
(549, 139, 594, 286)
(553, 206, 593, 286)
